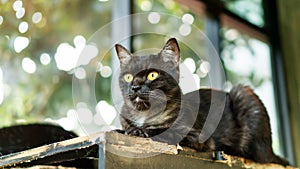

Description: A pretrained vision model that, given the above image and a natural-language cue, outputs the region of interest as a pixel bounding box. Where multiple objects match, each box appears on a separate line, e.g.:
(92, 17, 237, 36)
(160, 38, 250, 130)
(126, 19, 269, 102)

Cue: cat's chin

(134, 102, 150, 111)
(131, 97, 150, 111)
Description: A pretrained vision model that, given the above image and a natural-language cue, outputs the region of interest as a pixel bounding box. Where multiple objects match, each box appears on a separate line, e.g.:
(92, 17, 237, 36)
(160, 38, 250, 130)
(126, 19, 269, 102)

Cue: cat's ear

(160, 38, 180, 63)
(115, 44, 132, 64)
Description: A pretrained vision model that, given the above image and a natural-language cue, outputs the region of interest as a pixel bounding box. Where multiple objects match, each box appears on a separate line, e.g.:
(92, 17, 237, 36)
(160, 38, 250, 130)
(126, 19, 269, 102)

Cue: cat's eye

(124, 74, 133, 83)
(147, 71, 159, 81)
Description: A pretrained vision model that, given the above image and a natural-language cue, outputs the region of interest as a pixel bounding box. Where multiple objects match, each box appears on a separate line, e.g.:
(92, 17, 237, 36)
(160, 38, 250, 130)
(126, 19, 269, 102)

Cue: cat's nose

(131, 85, 141, 92)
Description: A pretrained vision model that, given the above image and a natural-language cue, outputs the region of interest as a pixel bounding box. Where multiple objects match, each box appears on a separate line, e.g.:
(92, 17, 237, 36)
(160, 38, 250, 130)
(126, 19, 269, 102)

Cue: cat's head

(115, 38, 181, 111)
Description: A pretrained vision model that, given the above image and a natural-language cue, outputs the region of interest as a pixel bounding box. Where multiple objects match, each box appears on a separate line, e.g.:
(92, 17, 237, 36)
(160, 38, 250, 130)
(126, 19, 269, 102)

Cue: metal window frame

(262, 0, 295, 165)
(111, 0, 132, 72)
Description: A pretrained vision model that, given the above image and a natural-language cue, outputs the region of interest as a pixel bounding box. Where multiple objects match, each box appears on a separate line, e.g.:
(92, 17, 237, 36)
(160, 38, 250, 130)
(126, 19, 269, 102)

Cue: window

(221, 27, 281, 154)
(222, 0, 265, 27)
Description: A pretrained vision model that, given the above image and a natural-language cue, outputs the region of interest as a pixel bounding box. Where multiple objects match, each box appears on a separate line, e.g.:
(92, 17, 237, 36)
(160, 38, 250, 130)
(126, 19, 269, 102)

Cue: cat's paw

(125, 127, 149, 137)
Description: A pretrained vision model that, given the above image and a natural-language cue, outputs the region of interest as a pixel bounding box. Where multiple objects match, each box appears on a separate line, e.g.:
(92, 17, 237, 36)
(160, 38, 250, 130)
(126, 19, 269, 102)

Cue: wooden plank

(0, 132, 105, 167)
(106, 132, 178, 157)
(0, 132, 178, 168)
(0, 131, 297, 168)
(106, 145, 298, 169)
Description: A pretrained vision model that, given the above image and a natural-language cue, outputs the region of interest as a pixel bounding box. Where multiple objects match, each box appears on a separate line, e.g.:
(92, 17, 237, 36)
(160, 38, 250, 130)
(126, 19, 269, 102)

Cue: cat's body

(115, 38, 289, 165)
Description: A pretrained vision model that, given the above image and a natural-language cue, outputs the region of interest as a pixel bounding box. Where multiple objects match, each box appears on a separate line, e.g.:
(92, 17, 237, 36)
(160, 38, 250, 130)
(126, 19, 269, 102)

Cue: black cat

(115, 38, 289, 166)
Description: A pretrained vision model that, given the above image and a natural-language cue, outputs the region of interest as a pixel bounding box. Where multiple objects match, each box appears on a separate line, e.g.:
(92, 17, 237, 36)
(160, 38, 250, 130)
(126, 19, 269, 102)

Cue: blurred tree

(0, 0, 112, 128)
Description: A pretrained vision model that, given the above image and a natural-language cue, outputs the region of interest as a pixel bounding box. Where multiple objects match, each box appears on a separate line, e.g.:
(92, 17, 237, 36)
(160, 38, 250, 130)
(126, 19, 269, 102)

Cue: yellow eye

(147, 71, 159, 81)
(124, 74, 133, 83)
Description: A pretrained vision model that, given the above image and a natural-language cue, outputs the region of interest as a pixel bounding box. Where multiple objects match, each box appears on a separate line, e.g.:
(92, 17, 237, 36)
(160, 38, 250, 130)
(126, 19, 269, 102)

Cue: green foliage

(0, 0, 112, 128)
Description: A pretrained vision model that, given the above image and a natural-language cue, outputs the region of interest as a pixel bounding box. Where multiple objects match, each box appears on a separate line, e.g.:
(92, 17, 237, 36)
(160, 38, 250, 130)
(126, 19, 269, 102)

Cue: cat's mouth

(134, 96, 144, 103)
(130, 94, 150, 111)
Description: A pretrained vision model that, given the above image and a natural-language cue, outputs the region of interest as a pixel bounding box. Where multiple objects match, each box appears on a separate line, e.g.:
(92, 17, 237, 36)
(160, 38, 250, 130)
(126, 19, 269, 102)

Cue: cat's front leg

(125, 126, 150, 137)
(111, 127, 149, 137)
(119, 115, 150, 137)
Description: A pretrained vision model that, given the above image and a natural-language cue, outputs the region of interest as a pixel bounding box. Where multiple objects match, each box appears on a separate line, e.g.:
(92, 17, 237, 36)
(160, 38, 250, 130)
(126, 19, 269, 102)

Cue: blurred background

(0, 0, 299, 166)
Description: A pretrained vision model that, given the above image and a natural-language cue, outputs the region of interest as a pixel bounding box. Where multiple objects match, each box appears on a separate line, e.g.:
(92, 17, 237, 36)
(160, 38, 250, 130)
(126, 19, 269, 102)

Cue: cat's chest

(130, 106, 177, 129)
(130, 111, 153, 127)
(133, 116, 146, 127)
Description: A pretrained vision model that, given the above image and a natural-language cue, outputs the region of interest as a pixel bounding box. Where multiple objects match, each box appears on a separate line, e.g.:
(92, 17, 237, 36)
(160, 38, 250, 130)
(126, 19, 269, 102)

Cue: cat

(115, 38, 289, 166)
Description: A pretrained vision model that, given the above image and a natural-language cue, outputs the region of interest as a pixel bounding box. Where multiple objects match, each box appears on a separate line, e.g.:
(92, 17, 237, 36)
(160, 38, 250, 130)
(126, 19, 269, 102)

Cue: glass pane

(222, 0, 265, 27)
(0, 0, 112, 134)
(221, 27, 282, 156)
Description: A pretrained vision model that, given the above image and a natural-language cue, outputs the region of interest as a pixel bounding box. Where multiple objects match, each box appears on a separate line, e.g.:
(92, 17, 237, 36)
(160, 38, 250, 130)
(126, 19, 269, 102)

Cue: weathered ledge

(0, 132, 298, 169)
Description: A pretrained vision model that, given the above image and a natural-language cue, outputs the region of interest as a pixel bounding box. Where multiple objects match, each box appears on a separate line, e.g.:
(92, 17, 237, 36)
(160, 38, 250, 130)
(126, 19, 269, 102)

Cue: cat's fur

(115, 38, 289, 165)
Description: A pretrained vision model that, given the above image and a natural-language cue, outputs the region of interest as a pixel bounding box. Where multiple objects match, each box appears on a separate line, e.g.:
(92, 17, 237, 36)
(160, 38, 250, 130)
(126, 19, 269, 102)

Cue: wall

(277, 0, 300, 166)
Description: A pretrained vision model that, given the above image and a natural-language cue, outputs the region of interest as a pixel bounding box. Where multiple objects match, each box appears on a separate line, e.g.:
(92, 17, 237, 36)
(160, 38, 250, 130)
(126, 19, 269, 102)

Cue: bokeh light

(224, 29, 239, 41)
(148, 12, 160, 24)
(0, 16, 3, 25)
(32, 12, 42, 24)
(15, 7, 25, 19)
(73, 35, 86, 48)
(40, 53, 51, 65)
(14, 36, 29, 53)
(95, 100, 117, 125)
(182, 13, 194, 25)
(179, 24, 191, 36)
(78, 44, 98, 65)
(77, 107, 93, 125)
(199, 61, 211, 74)
(54, 43, 76, 71)
(141, 0, 152, 11)
(74, 67, 87, 79)
(18, 21, 28, 33)
(183, 58, 196, 73)
(0, 67, 4, 105)
(22, 57, 37, 74)
(13, 0, 23, 11)
(100, 66, 112, 78)
(179, 60, 200, 94)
